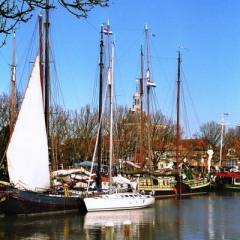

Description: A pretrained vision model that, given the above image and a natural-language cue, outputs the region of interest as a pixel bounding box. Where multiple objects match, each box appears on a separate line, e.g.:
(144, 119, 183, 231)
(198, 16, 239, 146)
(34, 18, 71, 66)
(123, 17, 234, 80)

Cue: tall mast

(38, 14, 44, 96)
(145, 24, 152, 168)
(140, 45, 144, 167)
(44, 0, 52, 168)
(97, 24, 104, 187)
(176, 49, 181, 168)
(10, 32, 16, 139)
(108, 41, 114, 189)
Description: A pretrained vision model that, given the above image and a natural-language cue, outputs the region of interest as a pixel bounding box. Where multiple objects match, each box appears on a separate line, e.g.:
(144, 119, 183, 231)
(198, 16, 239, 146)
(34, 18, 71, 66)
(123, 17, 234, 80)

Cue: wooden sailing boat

(174, 48, 210, 195)
(139, 47, 210, 198)
(0, 13, 83, 215)
(123, 26, 210, 198)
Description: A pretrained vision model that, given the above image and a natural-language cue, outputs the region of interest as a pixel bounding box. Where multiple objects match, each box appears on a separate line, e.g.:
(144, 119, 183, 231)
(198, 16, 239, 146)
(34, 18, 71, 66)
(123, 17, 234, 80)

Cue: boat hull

(139, 178, 210, 198)
(188, 181, 210, 193)
(0, 187, 83, 215)
(214, 183, 240, 192)
(84, 193, 155, 212)
(214, 172, 240, 192)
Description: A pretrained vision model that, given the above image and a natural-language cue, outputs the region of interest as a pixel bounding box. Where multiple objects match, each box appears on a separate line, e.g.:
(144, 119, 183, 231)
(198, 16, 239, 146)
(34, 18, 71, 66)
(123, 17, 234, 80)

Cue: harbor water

(0, 192, 240, 240)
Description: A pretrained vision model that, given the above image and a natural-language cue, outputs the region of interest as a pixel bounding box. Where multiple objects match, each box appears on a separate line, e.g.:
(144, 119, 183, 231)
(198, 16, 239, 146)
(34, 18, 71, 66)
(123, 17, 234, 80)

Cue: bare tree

(224, 127, 240, 158)
(0, 93, 10, 162)
(112, 105, 130, 162)
(58, 0, 108, 18)
(62, 105, 99, 165)
(0, 0, 109, 47)
(195, 121, 221, 150)
(48, 105, 71, 168)
(150, 111, 176, 169)
(225, 128, 236, 149)
(234, 125, 240, 140)
(0, 91, 23, 162)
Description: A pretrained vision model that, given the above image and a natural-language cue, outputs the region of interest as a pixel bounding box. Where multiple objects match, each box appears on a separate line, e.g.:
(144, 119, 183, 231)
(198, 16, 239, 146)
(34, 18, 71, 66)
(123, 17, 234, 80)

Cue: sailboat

(83, 23, 155, 212)
(0, 12, 84, 214)
(0, 56, 83, 214)
(120, 25, 210, 198)
(136, 46, 210, 198)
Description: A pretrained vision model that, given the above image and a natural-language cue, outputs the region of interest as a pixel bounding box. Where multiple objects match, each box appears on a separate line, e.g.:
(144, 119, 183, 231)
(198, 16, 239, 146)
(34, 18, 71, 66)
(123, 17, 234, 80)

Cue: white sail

(7, 56, 50, 191)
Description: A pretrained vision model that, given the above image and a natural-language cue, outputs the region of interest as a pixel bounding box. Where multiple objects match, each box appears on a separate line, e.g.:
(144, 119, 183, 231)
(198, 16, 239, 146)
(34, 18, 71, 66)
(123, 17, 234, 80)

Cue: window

(225, 160, 236, 168)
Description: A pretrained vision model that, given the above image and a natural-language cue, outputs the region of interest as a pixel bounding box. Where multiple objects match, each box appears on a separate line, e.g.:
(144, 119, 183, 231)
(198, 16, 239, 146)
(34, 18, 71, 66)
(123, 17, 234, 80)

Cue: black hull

(214, 183, 240, 192)
(0, 187, 84, 215)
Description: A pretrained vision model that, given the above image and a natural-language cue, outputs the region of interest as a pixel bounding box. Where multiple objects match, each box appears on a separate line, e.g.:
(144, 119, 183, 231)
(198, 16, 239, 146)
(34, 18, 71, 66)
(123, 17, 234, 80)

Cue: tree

(113, 106, 132, 162)
(0, 91, 22, 164)
(48, 105, 71, 168)
(224, 126, 240, 158)
(150, 111, 176, 169)
(62, 105, 99, 165)
(224, 128, 236, 149)
(195, 121, 221, 151)
(0, 0, 109, 47)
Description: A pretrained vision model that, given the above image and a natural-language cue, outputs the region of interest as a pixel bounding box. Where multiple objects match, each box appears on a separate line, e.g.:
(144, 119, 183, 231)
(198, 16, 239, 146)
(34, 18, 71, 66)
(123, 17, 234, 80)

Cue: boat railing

(35, 187, 49, 193)
(186, 178, 208, 186)
(138, 178, 177, 189)
(34, 186, 87, 198)
(83, 191, 105, 198)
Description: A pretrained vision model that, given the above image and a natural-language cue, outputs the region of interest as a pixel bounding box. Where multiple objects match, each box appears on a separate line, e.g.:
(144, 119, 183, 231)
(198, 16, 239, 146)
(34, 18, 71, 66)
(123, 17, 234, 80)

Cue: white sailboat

(83, 23, 155, 212)
(7, 56, 49, 192)
(0, 56, 83, 214)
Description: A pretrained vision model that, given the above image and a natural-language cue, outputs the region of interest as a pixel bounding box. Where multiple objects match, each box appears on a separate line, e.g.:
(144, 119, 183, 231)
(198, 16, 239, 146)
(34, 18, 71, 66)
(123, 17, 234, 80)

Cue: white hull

(84, 193, 155, 212)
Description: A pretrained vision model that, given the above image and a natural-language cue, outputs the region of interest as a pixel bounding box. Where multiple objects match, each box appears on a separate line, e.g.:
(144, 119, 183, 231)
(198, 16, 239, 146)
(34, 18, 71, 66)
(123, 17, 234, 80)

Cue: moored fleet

(0, 14, 238, 215)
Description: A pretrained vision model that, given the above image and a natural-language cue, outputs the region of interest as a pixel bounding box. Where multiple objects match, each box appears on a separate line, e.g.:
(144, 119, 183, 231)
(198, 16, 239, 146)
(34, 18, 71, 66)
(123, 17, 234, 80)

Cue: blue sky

(0, 0, 240, 136)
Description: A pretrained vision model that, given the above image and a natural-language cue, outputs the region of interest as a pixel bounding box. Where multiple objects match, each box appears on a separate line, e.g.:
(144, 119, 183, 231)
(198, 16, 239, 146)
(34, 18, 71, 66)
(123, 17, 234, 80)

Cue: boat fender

(64, 183, 69, 197)
(150, 190, 155, 196)
(0, 196, 6, 202)
(173, 187, 178, 195)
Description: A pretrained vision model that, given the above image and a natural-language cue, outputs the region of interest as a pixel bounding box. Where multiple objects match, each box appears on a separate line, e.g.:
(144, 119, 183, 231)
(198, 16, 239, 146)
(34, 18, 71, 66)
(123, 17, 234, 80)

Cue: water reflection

(84, 207, 155, 240)
(1, 193, 240, 239)
(84, 207, 155, 227)
(0, 211, 85, 239)
(153, 193, 240, 240)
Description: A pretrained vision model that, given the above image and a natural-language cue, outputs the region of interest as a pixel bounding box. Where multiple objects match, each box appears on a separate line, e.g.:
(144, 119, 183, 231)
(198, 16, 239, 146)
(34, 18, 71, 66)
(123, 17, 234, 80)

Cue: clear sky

(0, 0, 240, 136)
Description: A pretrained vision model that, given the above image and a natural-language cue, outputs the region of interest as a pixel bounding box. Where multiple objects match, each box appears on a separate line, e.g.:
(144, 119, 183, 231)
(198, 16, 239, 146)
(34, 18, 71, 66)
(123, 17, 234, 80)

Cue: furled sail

(7, 56, 50, 191)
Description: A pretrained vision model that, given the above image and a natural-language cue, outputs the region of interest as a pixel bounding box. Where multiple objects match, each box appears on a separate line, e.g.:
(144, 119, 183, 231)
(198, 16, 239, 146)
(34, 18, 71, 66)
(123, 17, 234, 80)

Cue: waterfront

(0, 192, 240, 240)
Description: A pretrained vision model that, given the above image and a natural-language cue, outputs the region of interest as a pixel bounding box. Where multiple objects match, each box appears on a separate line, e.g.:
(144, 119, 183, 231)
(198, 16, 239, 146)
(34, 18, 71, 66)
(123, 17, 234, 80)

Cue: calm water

(0, 192, 240, 240)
